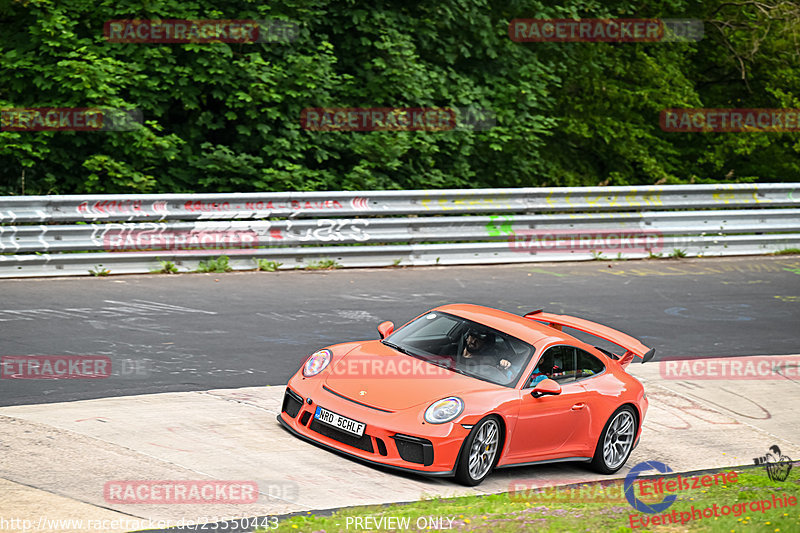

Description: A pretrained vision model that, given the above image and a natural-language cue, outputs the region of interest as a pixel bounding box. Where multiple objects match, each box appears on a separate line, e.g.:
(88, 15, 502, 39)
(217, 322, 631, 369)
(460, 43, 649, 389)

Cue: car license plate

(314, 406, 366, 437)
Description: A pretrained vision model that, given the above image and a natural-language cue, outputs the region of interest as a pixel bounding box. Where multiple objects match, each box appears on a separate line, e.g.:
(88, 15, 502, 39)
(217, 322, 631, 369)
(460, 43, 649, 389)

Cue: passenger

(528, 352, 562, 387)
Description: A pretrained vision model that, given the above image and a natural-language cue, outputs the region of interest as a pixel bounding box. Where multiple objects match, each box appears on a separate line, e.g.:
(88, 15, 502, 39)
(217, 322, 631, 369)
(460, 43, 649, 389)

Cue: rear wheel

(454, 416, 501, 486)
(590, 406, 637, 474)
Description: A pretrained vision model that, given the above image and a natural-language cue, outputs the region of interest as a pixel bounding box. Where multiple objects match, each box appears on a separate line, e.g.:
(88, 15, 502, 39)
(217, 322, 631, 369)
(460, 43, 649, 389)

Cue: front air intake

(281, 388, 303, 418)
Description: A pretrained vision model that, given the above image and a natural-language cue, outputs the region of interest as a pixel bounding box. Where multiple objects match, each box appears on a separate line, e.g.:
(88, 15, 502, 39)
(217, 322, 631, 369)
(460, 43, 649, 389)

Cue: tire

(589, 405, 638, 474)
(454, 416, 502, 486)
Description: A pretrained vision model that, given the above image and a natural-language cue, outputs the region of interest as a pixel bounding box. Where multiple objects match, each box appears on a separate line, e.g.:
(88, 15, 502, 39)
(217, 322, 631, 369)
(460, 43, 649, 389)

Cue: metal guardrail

(1, 184, 799, 277)
(0, 183, 796, 223)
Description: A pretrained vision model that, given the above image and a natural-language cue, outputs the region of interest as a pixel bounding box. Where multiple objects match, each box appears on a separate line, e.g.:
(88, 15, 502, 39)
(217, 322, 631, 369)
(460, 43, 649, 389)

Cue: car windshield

(383, 311, 536, 387)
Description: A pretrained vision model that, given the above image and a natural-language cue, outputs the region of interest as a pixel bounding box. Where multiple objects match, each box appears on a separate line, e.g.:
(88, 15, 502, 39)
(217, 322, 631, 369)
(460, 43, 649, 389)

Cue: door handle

(571, 403, 585, 410)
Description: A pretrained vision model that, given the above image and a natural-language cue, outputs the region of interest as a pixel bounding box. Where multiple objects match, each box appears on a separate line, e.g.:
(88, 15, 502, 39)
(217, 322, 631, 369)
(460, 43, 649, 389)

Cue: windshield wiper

(428, 359, 468, 376)
(380, 340, 416, 357)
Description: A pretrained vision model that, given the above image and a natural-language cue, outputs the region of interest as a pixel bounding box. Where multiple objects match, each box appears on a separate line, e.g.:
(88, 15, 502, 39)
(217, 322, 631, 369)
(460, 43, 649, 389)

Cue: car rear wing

(523, 310, 655, 366)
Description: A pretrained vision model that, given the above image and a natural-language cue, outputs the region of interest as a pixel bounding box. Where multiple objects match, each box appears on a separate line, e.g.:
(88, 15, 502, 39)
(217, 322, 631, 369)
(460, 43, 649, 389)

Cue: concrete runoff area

(0, 355, 798, 531)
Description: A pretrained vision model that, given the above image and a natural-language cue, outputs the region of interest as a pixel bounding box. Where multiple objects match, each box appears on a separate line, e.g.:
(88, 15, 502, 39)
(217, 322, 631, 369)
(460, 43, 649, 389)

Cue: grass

(774, 248, 800, 255)
(151, 258, 179, 274)
(89, 265, 110, 276)
(196, 255, 232, 273)
(259, 466, 800, 532)
(305, 258, 342, 270)
(256, 259, 283, 272)
(590, 250, 607, 261)
(670, 248, 688, 259)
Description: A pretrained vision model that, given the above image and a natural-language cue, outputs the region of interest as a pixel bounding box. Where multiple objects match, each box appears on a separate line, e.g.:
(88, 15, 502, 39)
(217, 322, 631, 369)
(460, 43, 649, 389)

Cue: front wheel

(589, 406, 637, 474)
(454, 416, 502, 486)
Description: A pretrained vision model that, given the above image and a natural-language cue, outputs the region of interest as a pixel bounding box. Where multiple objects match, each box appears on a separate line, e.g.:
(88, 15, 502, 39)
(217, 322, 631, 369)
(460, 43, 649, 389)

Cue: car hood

(324, 340, 480, 411)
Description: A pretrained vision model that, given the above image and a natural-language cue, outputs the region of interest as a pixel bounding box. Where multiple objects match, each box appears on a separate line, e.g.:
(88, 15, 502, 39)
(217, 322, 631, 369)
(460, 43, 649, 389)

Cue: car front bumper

(277, 379, 469, 476)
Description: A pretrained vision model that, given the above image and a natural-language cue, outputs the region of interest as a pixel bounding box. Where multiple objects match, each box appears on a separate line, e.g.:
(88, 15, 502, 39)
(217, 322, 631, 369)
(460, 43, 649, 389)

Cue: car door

(505, 345, 592, 462)
(571, 346, 615, 456)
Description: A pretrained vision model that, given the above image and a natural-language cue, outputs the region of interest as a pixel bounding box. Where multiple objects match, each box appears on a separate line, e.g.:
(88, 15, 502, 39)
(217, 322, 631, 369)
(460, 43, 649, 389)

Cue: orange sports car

(278, 304, 653, 485)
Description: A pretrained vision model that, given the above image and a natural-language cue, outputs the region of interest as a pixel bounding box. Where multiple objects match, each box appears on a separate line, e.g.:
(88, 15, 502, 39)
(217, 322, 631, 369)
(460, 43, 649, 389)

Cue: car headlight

(424, 397, 464, 424)
(303, 349, 332, 377)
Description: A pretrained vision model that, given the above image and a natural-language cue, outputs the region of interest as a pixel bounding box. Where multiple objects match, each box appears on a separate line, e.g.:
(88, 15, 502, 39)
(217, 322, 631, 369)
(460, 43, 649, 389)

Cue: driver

(462, 329, 512, 371)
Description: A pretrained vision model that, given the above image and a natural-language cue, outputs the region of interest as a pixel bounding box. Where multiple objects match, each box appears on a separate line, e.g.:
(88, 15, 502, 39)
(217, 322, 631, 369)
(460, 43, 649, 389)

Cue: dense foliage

(1, 0, 798, 194)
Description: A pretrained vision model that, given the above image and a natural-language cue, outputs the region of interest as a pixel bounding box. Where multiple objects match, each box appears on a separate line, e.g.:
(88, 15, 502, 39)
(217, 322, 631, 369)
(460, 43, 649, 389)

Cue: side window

(576, 348, 605, 380)
(526, 345, 577, 387)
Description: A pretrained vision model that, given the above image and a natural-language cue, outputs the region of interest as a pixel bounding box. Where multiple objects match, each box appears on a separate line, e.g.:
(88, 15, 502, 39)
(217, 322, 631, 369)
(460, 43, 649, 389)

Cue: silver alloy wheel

(603, 410, 635, 469)
(468, 419, 499, 480)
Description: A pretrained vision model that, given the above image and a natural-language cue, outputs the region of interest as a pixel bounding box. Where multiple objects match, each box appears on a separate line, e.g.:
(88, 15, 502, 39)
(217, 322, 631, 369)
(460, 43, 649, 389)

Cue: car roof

(433, 303, 573, 347)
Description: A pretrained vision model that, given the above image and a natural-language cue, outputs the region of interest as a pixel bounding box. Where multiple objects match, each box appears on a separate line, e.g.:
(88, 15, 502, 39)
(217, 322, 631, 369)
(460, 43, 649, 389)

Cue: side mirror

(531, 378, 561, 398)
(377, 321, 394, 339)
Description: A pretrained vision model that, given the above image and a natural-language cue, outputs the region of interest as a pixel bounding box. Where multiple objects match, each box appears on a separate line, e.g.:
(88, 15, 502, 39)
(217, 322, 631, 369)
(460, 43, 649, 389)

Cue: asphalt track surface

(1, 255, 798, 406)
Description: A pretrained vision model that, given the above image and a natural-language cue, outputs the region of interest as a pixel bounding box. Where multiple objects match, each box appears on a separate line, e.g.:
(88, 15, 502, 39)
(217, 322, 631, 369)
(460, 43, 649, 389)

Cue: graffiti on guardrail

(285, 219, 370, 242)
(185, 199, 347, 212)
(78, 200, 146, 216)
(92, 220, 372, 250)
(420, 196, 515, 210)
(74, 198, 359, 219)
(712, 190, 762, 204)
(544, 190, 664, 208)
(486, 215, 514, 237)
